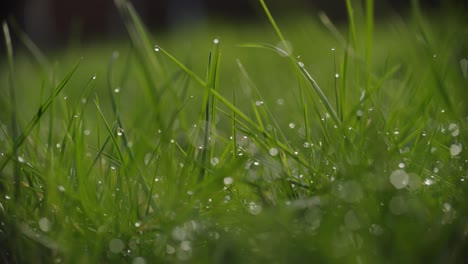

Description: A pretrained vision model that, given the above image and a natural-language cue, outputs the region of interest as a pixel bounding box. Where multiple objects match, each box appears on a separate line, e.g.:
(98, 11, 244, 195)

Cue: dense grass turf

(1, 0, 468, 263)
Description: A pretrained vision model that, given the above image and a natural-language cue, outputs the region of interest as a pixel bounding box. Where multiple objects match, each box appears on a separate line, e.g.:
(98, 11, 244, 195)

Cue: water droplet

(369, 224, 384, 236)
(255, 100, 264, 106)
(56, 143, 61, 149)
(38, 217, 51, 232)
(394, 130, 400, 135)
(223, 177, 233, 185)
(117, 128, 124, 136)
(166, 244, 175, 254)
(248, 201, 262, 215)
(390, 169, 409, 189)
(289, 123, 296, 129)
(276, 98, 285, 105)
(335, 73, 340, 79)
(356, 109, 363, 118)
(180, 240, 191, 251)
(331, 47, 335, 51)
(57, 185, 66, 192)
(433, 54, 437, 58)
(63, 96, 68, 100)
(398, 162, 405, 169)
(109, 238, 125, 253)
(298, 61, 305, 67)
(303, 142, 311, 148)
(172, 226, 187, 241)
(450, 144, 462, 156)
(5, 195, 11, 200)
(213, 38, 219, 44)
(423, 178, 435, 186)
(18, 156, 25, 163)
(134, 221, 142, 228)
(154, 45, 160, 52)
(81, 98, 87, 104)
(448, 123, 459, 137)
(114, 87, 120, 93)
(442, 202, 452, 213)
(269, 148, 279, 156)
(92, 75, 96, 80)
(132, 257, 146, 264)
(210, 157, 219, 166)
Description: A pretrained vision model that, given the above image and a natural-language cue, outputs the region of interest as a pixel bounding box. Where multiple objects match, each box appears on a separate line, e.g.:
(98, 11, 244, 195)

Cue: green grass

(1, 0, 468, 263)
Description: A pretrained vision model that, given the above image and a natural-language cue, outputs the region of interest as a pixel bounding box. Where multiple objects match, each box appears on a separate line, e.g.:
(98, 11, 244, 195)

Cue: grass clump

(1, 0, 468, 263)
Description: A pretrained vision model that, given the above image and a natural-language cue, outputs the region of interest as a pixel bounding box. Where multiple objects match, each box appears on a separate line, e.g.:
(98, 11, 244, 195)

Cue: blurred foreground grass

(1, 0, 468, 263)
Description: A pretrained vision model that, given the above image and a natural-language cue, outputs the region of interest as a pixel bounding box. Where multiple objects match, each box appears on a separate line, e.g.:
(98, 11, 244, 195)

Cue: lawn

(1, 0, 467, 263)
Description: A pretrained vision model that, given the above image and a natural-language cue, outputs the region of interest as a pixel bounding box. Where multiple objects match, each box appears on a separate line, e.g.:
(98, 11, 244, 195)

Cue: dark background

(0, 0, 465, 49)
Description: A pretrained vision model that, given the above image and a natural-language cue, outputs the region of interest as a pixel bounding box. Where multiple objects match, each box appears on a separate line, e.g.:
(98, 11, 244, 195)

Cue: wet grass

(1, 0, 468, 263)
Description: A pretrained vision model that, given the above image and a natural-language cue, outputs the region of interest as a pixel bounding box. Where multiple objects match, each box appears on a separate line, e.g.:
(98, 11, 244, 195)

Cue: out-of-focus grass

(1, 0, 467, 263)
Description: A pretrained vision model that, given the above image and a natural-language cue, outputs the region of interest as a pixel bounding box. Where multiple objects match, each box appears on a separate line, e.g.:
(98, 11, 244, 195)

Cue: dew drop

(248, 202, 262, 215)
(18, 156, 25, 163)
(450, 144, 462, 156)
(92, 75, 96, 80)
(298, 61, 305, 67)
(223, 177, 233, 185)
(289, 123, 296, 129)
(154, 45, 160, 52)
(132, 257, 146, 264)
(38, 217, 51, 232)
(276, 98, 285, 106)
(269, 148, 279, 156)
(423, 178, 435, 186)
(448, 123, 459, 137)
(5, 195, 11, 200)
(117, 128, 124, 136)
(398, 162, 405, 169)
(166, 244, 175, 254)
(57, 185, 66, 192)
(84, 129, 91, 136)
(213, 38, 219, 44)
(390, 169, 409, 189)
(210, 157, 219, 166)
(255, 100, 264, 106)
(114, 87, 120, 94)
(134, 221, 142, 228)
(109, 238, 125, 253)
(335, 73, 340, 79)
(356, 109, 363, 118)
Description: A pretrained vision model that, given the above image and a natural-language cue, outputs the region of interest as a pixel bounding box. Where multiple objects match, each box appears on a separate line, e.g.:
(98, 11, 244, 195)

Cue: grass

(1, 0, 468, 263)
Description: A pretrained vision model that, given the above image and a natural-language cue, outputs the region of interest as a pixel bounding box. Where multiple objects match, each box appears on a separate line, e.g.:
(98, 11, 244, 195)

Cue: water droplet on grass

(390, 169, 409, 189)
(18, 156, 25, 163)
(424, 178, 435, 186)
(92, 75, 96, 80)
(135, 221, 142, 228)
(166, 244, 175, 254)
(57, 185, 66, 192)
(154, 45, 160, 52)
(269, 148, 279, 156)
(255, 100, 264, 106)
(298, 61, 305, 67)
(248, 202, 262, 215)
(448, 123, 459, 137)
(210, 157, 219, 166)
(356, 109, 363, 118)
(38, 217, 51, 232)
(213, 38, 219, 44)
(442, 203, 452, 213)
(117, 128, 124, 136)
(450, 144, 462, 156)
(114, 87, 120, 93)
(5, 195, 11, 200)
(289, 123, 296, 128)
(109, 238, 125, 253)
(223, 177, 233, 185)
(132, 257, 146, 264)
(180, 240, 191, 251)
(398, 162, 405, 169)
(335, 73, 340, 79)
(276, 98, 285, 105)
